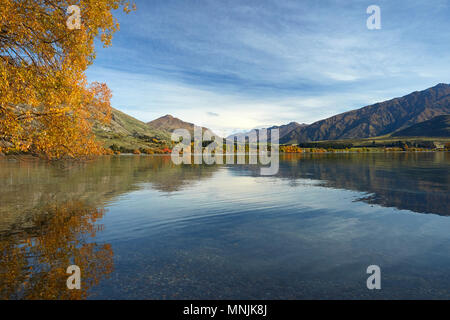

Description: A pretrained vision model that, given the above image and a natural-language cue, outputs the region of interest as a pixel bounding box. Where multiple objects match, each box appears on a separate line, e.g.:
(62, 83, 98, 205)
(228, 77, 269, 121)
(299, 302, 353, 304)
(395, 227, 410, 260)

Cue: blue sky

(87, 0, 450, 136)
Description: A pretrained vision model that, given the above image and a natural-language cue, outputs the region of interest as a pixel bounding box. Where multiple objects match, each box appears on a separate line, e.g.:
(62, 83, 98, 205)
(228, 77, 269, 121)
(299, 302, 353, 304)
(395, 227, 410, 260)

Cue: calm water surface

(0, 153, 449, 299)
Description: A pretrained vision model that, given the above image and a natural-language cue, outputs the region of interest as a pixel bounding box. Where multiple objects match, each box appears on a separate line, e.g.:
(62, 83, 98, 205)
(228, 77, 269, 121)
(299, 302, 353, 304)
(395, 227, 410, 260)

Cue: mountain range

(226, 122, 308, 142)
(95, 83, 450, 150)
(226, 83, 450, 144)
(279, 83, 450, 143)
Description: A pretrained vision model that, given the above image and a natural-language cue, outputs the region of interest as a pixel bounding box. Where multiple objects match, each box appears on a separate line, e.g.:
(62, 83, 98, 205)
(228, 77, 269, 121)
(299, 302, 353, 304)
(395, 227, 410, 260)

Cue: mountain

(271, 122, 309, 138)
(93, 108, 172, 151)
(93, 83, 450, 150)
(147, 114, 217, 137)
(392, 115, 450, 137)
(227, 122, 308, 142)
(94, 111, 221, 152)
(147, 114, 194, 133)
(282, 83, 450, 144)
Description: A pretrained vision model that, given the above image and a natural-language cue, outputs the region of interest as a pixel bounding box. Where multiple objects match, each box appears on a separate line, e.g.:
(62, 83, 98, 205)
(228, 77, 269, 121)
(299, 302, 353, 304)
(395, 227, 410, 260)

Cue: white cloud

(88, 66, 402, 136)
(87, 0, 450, 134)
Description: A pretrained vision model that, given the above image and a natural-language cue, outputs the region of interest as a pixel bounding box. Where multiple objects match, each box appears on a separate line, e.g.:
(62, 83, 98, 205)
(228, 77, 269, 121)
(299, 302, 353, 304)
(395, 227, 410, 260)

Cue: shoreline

(2, 150, 448, 160)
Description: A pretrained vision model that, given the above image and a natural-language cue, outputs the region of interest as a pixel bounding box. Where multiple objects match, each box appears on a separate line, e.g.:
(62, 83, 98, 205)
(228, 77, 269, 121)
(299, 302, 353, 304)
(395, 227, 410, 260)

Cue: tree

(0, 0, 135, 159)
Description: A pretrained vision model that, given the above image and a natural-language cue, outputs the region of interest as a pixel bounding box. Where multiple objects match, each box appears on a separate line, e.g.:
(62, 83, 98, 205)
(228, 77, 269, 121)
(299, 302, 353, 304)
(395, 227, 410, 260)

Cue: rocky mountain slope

(281, 83, 450, 144)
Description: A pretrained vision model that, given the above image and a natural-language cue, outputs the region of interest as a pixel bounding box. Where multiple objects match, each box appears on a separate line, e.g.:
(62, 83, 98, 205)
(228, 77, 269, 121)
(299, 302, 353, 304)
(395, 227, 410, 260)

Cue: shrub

(103, 148, 114, 155)
(109, 144, 120, 152)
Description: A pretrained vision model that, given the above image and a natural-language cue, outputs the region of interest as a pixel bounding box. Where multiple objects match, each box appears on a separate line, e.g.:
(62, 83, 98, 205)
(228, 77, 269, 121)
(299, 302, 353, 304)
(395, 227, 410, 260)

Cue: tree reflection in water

(0, 201, 113, 300)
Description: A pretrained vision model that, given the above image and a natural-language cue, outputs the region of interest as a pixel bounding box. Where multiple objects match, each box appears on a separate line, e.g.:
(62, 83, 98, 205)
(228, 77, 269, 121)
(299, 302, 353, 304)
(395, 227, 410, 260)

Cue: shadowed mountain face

(281, 83, 450, 144)
(392, 115, 450, 137)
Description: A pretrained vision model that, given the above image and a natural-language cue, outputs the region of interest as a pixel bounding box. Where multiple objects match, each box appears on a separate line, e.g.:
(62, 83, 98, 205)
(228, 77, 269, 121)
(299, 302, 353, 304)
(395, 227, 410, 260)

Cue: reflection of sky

(95, 164, 450, 299)
(100, 166, 450, 247)
(87, 0, 450, 136)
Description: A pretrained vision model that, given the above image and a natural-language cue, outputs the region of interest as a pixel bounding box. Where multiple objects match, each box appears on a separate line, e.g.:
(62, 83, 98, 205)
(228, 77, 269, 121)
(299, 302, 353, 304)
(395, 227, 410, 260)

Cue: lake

(0, 152, 449, 299)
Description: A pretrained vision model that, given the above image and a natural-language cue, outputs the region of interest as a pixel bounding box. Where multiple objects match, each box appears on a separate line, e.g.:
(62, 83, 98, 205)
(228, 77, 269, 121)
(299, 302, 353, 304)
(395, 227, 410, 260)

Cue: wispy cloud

(87, 0, 450, 133)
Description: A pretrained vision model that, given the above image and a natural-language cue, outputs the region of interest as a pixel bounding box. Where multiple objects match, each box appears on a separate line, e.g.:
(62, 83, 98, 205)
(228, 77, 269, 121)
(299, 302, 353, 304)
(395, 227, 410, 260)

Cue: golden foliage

(0, 0, 135, 159)
(280, 145, 303, 153)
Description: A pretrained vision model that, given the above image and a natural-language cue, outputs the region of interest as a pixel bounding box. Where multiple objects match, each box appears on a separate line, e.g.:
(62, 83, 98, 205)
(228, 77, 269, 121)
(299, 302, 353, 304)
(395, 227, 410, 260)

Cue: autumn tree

(0, 0, 135, 159)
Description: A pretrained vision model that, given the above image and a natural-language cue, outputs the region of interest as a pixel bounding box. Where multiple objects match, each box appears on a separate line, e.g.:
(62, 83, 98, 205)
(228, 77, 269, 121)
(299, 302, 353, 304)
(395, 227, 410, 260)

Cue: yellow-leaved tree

(0, 0, 135, 159)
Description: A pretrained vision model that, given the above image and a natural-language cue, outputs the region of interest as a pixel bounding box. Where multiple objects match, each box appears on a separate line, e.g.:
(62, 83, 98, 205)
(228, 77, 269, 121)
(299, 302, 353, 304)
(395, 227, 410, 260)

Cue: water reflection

(0, 201, 113, 300)
(0, 156, 218, 299)
(1, 154, 447, 227)
(0, 156, 219, 234)
(0, 153, 449, 299)
(240, 153, 450, 216)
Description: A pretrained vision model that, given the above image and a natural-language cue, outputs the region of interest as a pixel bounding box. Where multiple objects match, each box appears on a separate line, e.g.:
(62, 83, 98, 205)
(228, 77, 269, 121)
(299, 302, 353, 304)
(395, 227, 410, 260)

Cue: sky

(87, 0, 450, 136)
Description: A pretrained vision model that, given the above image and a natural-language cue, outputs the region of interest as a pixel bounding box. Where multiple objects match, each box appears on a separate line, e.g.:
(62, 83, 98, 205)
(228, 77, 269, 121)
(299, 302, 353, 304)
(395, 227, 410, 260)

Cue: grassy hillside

(93, 108, 173, 152)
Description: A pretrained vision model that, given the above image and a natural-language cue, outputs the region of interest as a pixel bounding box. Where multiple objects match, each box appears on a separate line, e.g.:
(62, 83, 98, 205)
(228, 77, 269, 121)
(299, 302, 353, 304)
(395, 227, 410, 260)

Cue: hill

(93, 108, 172, 152)
(281, 83, 450, 144)
(147, 114, 216, 137)
(392, 115, 450, 137)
